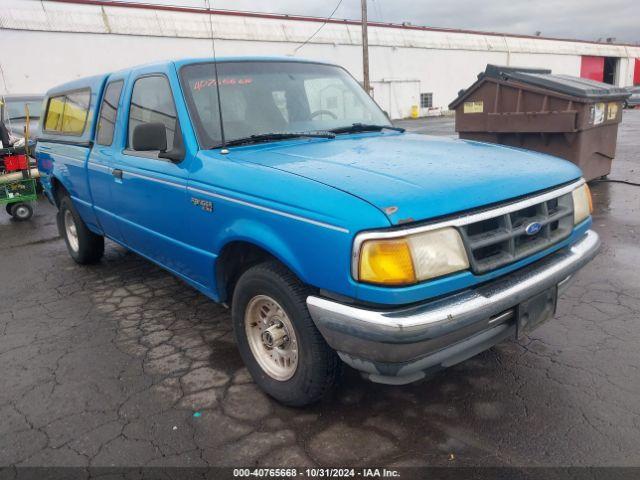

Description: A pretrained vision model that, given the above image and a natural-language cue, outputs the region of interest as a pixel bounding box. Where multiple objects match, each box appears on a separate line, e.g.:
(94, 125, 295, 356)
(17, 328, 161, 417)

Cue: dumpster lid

(450, 65, 630, 109)
(484, 64, 551, 78)
(483, 64, 630, 100)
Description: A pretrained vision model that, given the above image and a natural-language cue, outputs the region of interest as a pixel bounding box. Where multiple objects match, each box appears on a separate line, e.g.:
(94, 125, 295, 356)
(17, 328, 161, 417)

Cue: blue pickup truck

(36, 57, 600, 405)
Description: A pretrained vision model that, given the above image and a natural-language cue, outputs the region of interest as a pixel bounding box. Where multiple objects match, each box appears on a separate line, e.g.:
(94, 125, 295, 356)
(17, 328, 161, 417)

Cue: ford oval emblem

(525, 222, 542, 236)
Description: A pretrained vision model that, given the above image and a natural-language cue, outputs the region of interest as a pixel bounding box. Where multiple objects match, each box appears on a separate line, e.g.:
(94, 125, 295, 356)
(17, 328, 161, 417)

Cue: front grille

(459, 192, 574, 274)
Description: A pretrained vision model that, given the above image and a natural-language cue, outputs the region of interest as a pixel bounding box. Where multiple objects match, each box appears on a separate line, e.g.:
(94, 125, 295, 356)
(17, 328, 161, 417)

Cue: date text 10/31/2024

(232, 468, 401, 478)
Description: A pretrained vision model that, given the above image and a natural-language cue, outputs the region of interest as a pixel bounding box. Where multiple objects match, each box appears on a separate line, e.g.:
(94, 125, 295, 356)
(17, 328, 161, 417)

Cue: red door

(581, 56, 604, 82)
(634, 58, 640, 85)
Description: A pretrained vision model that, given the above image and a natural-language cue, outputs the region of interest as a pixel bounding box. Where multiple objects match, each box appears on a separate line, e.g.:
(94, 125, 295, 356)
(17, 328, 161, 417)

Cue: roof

(172, 56, 335, 68)
(1, 94, 44, 100)
(43, 57, 335, 95)
(5, 0, 638, 59)
(48, 0, 640, 49)
(45, 74, 108, 96)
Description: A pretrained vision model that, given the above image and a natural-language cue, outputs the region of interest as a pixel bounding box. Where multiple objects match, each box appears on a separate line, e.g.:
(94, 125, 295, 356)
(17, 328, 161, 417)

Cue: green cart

(1, 105, 38, 221)
(1, 177, 37, 221)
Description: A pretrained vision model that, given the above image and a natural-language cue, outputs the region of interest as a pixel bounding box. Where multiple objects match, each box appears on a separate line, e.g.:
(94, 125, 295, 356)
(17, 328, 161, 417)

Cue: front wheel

(57, 196, 104, 264)
(232, 261, 340, 406)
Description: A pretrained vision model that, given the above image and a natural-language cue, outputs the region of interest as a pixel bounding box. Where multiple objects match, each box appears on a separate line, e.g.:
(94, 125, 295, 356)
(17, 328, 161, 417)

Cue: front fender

(214, 217, 308, 284)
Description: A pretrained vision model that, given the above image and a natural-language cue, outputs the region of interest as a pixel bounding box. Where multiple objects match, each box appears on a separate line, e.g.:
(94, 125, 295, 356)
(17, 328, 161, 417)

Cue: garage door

(581, 56, 604, 82)
(371, 80, 420, 120)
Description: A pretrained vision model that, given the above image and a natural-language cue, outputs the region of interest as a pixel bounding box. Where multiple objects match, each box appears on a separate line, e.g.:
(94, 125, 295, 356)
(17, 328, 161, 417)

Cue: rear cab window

(43, 89, 91, 135)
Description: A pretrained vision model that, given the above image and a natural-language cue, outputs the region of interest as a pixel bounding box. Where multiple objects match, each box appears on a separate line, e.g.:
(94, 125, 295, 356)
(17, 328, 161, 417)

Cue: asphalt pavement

(1, 112, 639, 471)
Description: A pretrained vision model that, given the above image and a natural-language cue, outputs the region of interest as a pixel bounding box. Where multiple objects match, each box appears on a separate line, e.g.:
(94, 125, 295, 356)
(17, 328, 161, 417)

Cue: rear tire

(10, 203, 33, 221)
(57, 196, 104, 264)
(231, 260, 340, 406)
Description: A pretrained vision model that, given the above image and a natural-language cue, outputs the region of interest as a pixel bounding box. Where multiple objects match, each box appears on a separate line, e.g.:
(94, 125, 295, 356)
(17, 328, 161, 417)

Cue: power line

(292, 0, 345, 54)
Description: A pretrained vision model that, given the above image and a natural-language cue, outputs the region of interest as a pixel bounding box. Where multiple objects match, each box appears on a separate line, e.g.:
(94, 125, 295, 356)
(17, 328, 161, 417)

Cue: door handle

(112, 169, 123, 179)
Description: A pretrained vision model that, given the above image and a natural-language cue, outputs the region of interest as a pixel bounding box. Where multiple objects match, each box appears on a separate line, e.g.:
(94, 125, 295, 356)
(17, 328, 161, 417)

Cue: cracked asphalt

(1, 112, 639, 471)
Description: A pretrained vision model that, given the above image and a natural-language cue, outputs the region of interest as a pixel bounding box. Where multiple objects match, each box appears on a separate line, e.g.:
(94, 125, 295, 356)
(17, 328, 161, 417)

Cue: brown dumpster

(449, 65, 631, 181)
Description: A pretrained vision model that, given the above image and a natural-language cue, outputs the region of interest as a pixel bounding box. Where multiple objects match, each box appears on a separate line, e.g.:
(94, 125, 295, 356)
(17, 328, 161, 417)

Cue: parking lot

(1, 111, 639, 470)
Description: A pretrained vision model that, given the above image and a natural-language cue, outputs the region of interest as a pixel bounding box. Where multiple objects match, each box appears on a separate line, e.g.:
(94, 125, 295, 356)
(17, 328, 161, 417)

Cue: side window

(61, 91, 90, 134)
(128, 75, 178, 153)
(96, 80, 124, 146)
(43, 89, 90, 135)
(44, 96, 65, 131)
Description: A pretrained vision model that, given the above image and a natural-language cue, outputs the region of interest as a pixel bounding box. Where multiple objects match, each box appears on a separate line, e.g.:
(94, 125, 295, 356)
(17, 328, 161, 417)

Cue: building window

(420, 93, 433, 109)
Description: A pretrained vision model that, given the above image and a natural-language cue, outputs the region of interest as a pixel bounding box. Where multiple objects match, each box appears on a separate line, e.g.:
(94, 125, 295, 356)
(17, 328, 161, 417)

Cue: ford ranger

(36, 58, 600, 406)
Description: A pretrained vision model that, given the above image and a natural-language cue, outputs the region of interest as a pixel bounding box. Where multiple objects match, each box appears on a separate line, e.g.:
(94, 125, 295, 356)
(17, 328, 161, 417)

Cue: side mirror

(132, 122, 167, 152)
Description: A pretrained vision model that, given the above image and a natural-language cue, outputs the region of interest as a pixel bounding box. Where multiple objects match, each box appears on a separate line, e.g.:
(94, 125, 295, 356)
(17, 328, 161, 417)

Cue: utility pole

(361, 0, 370, 95)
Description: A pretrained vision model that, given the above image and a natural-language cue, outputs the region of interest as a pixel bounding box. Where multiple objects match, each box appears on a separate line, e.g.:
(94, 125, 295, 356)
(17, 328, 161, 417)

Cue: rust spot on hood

(384, 206, 398, 215)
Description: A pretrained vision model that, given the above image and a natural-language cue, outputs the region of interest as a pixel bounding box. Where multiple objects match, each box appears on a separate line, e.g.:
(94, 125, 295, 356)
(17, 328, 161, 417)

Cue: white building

(2, 0, 639, 119)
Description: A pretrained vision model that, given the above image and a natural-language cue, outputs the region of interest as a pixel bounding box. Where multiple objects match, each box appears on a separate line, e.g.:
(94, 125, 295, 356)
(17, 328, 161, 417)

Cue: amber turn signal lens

(585, 182, 593, 214)
(572, 183, 593, 225)
(359, 239, 416, 285)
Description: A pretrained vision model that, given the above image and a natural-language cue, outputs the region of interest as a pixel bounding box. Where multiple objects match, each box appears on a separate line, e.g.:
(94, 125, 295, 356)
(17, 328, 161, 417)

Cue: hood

(228, 133, 582, 224)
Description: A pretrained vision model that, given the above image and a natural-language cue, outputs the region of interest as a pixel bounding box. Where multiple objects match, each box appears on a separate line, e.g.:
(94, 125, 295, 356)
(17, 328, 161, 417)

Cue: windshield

(180, 61, 391, 149)
(3, 99, 43, 120)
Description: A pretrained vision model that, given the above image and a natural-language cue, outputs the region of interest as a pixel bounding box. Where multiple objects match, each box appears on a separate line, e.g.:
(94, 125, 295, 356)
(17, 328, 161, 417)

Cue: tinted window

(43, 89, 90, 135)
(96, 80, 124, 146)
(128, 75, 178, 151)
(44, 96, 65, 132)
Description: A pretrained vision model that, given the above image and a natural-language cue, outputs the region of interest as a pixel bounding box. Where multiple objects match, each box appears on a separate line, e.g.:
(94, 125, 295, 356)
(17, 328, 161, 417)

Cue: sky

(126, 0, 640, 44)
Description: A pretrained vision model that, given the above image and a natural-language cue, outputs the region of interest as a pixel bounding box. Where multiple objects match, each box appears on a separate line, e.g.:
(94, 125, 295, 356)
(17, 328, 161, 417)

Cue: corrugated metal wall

(2, 0, 639, 117)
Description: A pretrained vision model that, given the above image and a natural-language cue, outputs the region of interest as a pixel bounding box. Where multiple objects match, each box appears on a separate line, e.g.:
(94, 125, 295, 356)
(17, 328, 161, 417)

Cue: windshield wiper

(329, 123, 405, 134)
(212, 131, 335, 149)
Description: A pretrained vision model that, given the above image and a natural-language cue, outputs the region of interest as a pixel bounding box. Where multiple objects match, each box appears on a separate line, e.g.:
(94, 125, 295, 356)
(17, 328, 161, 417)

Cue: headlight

(356, 227, 469, 286)
(572, 183, 593, 224)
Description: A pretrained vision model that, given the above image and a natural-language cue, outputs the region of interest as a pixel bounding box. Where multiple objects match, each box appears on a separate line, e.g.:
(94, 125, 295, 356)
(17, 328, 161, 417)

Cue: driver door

(109, 69, 196, 280)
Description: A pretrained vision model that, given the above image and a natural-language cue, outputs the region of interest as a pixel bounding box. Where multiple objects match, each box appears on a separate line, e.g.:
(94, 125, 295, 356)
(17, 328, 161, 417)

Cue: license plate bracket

(516, 287, 558, 339)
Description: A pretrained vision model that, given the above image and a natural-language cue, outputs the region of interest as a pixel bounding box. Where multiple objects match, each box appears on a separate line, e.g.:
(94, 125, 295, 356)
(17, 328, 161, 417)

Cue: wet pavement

(1, 112, 639, 469)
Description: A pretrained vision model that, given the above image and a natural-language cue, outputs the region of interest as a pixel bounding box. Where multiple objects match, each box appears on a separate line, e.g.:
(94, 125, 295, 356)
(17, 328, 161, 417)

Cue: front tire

(57, 196, 104, 264)
(232, 261, 340, 406)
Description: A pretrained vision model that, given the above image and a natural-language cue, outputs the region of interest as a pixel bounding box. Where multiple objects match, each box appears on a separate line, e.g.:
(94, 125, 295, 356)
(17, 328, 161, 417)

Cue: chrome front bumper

(307, 230, 600, 384)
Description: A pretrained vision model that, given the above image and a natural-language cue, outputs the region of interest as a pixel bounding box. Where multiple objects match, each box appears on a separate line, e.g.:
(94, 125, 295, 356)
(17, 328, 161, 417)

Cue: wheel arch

(215, 237, 308, 304)
(49, 175, 69, 207)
